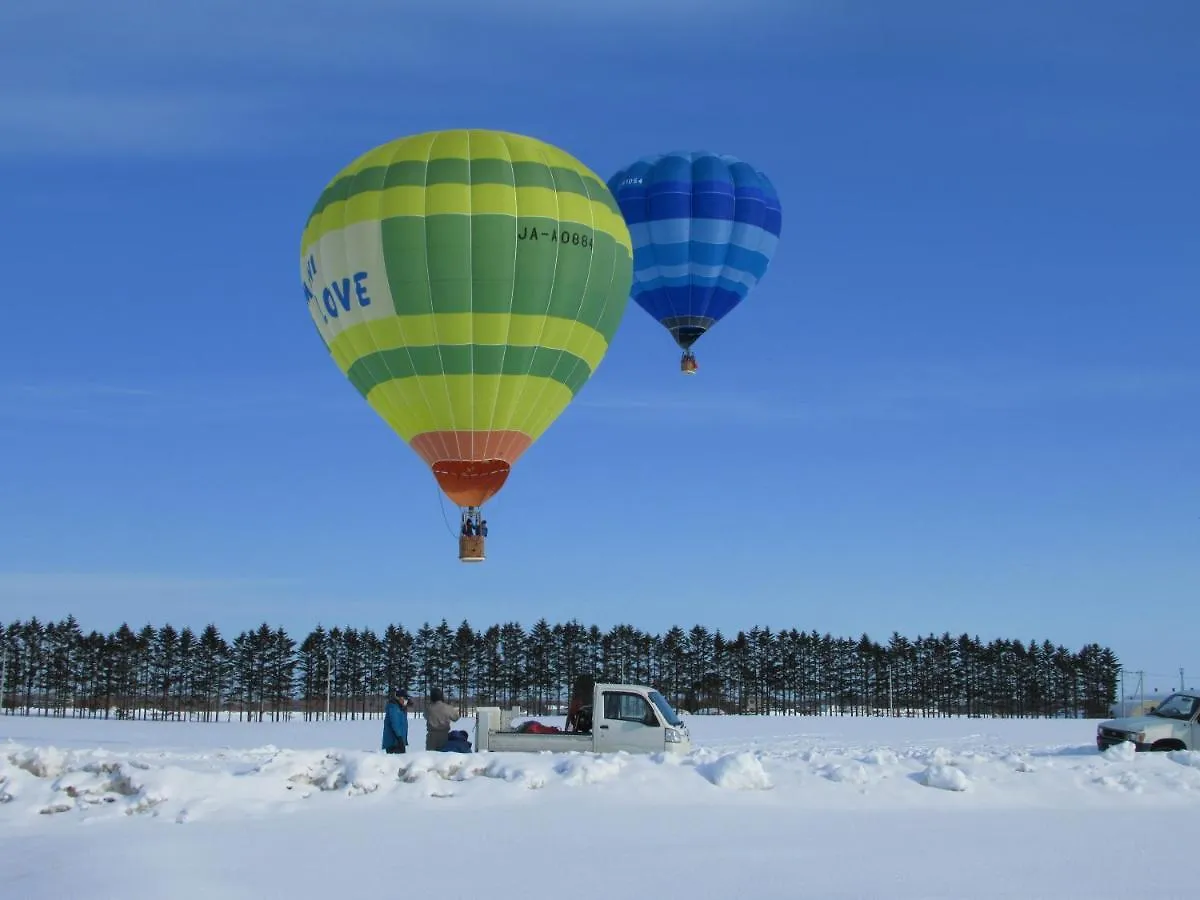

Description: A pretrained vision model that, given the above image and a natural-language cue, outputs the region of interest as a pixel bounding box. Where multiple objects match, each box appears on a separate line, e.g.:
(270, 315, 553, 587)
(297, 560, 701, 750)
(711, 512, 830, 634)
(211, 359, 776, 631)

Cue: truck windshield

(1148, 694, 1199, 721)
(648, 690, 682, 726)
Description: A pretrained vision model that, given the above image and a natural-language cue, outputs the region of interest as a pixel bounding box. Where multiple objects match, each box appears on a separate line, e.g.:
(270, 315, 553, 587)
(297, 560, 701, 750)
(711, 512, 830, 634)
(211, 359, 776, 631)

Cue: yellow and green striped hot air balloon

(300, 129, 633, 561)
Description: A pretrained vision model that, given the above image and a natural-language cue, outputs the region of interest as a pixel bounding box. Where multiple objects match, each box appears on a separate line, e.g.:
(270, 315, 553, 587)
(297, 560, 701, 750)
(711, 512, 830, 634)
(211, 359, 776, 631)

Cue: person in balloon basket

(381, 689, 411, 754)
(424, 687, 461, 751)
(460, 519, 487, 538)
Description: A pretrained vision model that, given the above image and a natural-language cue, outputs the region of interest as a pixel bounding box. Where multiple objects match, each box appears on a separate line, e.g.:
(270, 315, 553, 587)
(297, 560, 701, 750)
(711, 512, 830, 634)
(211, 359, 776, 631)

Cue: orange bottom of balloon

(431, 459, 511, 507)
(411, 431, 533, 507)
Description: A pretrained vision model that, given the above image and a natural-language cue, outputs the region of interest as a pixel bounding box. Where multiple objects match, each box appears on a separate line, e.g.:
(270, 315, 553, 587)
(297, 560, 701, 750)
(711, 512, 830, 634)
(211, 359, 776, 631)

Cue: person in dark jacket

(440, 729, 472, 753)
(381, 689, 411, 754)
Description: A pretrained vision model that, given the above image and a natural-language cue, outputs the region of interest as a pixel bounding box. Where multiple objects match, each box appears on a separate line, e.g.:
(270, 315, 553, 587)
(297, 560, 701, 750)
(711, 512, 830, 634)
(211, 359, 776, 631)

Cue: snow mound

(821, 761, 874, 785)
(1094, 770, 1144, 793)
(695, 751, 773, 790)
(553, 753, 628, 786)
(6, 715, 1200, 827)
(1002, 753, 1037, 773)
(1102, 740, 1138, 762)
(919, 764, 971, 792)
(1168, 750, 1200, 769)
(861, 748, 899, 767)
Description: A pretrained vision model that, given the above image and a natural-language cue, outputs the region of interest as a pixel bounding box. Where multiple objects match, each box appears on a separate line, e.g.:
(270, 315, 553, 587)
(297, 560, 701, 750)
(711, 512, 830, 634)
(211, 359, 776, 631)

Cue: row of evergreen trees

(0, 615, 1120, 720)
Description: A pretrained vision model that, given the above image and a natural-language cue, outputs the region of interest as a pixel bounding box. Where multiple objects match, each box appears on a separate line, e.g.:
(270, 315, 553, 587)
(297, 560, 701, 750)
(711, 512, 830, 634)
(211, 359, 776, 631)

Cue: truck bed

(484, 731, 594, 753)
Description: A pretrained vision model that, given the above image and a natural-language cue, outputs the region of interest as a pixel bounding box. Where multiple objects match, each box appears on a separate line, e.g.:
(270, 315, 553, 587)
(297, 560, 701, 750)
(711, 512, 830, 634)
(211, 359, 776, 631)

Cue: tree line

(0, 615, 1120, 721)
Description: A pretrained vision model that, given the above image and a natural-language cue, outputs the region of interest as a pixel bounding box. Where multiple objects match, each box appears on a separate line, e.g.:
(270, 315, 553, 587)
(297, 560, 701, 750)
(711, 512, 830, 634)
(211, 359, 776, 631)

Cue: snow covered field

(2, 712, 1197, 900)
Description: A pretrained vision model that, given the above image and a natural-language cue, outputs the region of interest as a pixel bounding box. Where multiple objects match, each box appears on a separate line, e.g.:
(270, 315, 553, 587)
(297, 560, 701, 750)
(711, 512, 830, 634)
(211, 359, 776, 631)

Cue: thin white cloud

(0, 89, 288, 156)
(0, 2, 431, 72)
(0, 380, 156, 424)
(0, 0, 825, 156)
(577, 362, 1200, 427)
(0, 572, 298, 594)
(7, 363, 1195, 430)
(2, 382, 156, 398)
(871, 363, 1200, 411)
(0, 572, 303, 628)
(0, 377, 360, 426)
(0, 1, 434, 156)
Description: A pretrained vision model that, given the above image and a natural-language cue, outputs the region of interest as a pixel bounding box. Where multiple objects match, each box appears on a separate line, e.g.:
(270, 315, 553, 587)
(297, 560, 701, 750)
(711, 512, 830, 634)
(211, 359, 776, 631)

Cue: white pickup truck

(1096, 689, 1200, 752)
(474, 681, 691, 755)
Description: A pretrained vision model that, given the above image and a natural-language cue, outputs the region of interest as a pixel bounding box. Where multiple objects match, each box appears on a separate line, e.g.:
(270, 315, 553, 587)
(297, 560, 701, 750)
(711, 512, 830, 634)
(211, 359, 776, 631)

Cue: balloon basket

(459, 534, 486, 562)
(680, 352, 698, 375)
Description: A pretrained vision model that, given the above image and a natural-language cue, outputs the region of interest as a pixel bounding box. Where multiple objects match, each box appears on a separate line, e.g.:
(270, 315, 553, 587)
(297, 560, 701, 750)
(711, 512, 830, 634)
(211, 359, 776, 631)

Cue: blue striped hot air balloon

(607, 150, 782, 374)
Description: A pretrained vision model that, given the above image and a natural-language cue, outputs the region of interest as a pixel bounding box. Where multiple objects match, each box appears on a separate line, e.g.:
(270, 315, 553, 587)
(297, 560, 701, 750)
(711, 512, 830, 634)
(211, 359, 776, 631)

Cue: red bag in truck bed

(516, 721, 562, 734)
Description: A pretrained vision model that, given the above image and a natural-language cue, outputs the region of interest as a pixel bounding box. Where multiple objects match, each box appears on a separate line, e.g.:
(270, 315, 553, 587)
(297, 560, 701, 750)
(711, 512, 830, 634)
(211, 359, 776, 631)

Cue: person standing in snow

(424, 687, 460, 751)
(381, 689, 410, 754)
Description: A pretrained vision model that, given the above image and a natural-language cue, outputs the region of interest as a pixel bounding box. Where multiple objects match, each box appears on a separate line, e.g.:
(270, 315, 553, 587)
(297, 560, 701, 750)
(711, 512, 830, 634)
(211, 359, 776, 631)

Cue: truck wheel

(1149, 739, 1186, 752)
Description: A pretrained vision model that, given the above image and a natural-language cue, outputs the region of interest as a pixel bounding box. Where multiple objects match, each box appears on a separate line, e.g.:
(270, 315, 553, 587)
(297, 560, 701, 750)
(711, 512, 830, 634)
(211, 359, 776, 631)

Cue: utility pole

(887, 665, 894, 717)
(0, 645, 7, 716)
(1182, 667, 1186, 692)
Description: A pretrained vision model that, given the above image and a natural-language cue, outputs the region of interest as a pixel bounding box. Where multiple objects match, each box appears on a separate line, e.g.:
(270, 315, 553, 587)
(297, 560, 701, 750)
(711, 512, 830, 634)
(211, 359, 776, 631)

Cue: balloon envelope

(301, 129, 633, 508)
(607, 151, 782, 354)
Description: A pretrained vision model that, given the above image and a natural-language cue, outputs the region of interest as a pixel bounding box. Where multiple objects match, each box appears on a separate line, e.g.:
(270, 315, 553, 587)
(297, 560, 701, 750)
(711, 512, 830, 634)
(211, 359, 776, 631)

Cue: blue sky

(1, 1, 1197, 691)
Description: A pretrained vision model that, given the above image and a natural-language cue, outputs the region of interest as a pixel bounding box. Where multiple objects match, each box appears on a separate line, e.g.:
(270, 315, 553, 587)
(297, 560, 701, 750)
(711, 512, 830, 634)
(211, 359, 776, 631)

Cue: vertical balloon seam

(683, 152, 719, 347)
(482, 130, 506, 465)
(630, 160, 666, 343)
(482, 132, 517, 461)
(465, 129, 476, 466)
(501, 132, 540, 461)
(519, 140, 598, 445)
(738, 163, 774, 330)
(508, 138, 567, 451)
(313, 171, 396, 441)
(687, 154, 704, 341)
(360, 139, 411, 466)
(616, 162, 651, 342)
(496, 132, 545, 461)
(743, 167, 779, 340)
(703, 155, 739, 337)
(691, 154, 705, 331)
(414, 133, 453, 466)
(380, 134, 443, 468)
(654, 157, 685, 348)
(409, 133, 455, 466)
(588, 165, 628, 410)
(360, 141, 422, 465)
(558, 161, 602, 409)
(745, 168, 776, 328)
(386, 140, 444, 468)
(636, 158, 683, 349)
(490, 134, 527, 461)
(426, 132, 461, 465)
(477, 132, 501, 461)
(491, 134, 524, 460)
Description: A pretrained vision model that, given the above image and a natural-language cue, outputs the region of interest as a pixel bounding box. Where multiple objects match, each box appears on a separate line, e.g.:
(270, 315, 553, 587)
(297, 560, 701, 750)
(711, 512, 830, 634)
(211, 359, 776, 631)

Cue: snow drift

(3, 714, 1200, 825)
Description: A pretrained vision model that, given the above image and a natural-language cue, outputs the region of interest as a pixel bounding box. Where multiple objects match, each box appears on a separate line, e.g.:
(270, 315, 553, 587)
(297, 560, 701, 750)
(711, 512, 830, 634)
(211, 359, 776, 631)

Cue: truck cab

(475, 682, 691, 755)
(1096, 690, 1200, 752)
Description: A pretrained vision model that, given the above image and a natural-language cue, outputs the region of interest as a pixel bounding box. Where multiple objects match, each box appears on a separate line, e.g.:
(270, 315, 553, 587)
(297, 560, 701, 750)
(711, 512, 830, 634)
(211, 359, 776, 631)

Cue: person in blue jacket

(381, 688, 411, 754)
(440, 729, 472, 753)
